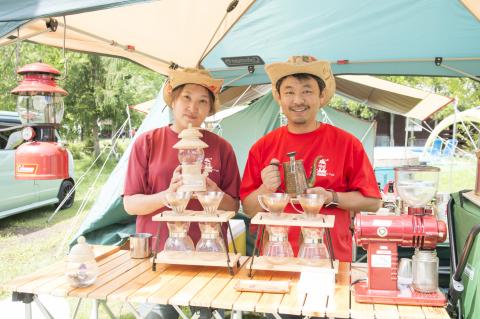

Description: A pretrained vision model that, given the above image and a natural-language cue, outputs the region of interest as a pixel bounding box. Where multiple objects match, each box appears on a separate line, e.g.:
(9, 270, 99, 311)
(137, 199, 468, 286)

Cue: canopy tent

(1, 0, 479, 82)
(76, 88, 376, 245)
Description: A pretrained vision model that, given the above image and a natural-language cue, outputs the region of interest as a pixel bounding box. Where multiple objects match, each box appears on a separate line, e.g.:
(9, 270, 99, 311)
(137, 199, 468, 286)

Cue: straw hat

(265, 56, 336, 107)
(163, 67, 223, 114)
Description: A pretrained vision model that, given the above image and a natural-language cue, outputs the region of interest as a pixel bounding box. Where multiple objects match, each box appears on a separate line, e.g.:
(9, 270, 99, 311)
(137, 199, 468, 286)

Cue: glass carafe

(264, 225, 293, 263)
(164, 221, 194, 254)
(298, 227, 329, 265)
(196, 222, 226, 259)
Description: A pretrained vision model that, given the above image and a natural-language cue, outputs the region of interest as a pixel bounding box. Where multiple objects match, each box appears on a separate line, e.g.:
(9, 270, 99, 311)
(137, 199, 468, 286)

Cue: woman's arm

(124, 166, 183, 215)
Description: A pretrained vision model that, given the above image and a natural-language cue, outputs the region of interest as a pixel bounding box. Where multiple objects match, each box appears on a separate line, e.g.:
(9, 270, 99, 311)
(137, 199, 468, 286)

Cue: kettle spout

(307, 156, 321, 188)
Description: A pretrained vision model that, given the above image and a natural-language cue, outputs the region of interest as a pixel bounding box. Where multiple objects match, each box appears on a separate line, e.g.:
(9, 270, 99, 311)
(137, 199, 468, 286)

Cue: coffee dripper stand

(248, 193, 337, 277)
(151, 191, 241, 275)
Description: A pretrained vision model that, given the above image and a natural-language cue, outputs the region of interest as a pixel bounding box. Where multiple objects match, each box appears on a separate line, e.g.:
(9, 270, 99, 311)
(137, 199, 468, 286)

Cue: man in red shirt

(240, 56, 381, 262)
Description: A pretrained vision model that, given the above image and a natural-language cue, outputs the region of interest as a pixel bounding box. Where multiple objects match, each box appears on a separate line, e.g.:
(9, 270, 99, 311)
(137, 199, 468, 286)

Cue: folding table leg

(90, 299, 100, 319)
(99, 300, 116, 319)
(25, 302, 32, 319)
(33, 295, 54, 319)
(172, 304, 190, 319)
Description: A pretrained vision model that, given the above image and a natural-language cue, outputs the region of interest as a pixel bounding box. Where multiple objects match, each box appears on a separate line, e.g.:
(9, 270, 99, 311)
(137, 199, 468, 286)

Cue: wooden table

(3, 246, 450, 319)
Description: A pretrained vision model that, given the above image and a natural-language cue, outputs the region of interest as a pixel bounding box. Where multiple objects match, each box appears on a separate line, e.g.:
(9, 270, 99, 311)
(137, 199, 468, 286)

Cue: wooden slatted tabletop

(3, 246, 450, 319)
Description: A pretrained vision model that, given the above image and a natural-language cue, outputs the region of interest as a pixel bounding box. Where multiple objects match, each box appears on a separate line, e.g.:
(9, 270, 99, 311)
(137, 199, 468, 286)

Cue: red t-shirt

(124, 126, 241, 250)
(240, 124, 380, 261)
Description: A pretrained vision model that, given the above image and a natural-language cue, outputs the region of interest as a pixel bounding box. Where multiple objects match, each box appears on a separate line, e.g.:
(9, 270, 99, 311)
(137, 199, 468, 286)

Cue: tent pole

(0, 29, 52, 48)
(439, 64, 480, 82)
(390, 113, 395, 146)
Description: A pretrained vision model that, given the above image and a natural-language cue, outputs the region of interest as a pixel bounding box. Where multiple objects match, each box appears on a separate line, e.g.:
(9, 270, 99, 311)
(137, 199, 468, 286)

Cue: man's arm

(307, 187, 381, 212)
(242, 159, 281, 218)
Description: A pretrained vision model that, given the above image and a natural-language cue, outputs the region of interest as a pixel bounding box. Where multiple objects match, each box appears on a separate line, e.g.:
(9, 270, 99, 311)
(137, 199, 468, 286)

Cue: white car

(0, 111, 75, 219)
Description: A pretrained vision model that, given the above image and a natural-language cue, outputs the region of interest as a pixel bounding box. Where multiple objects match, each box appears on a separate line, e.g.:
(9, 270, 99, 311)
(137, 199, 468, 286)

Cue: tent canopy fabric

(0, 0, 468, 118)
(335, 75, 454, 120)
(1, 0, 479, 80)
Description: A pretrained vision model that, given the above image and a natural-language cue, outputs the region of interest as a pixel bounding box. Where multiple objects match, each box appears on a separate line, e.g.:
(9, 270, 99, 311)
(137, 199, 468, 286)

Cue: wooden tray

(152, 210, 235, 222)
(248, 256, 339, 273)
(152, 250, 241, 268)
(251, 213, 335, 228)
(235, 279, 291, 293)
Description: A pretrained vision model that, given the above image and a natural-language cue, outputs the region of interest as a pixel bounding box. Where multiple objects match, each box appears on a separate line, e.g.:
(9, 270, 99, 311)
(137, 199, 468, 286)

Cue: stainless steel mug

(130, 233, 152, 258)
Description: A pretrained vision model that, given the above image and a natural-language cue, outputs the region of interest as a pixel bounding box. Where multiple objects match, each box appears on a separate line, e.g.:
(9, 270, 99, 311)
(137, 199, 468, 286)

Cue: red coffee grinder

(353, 165, 447, 306)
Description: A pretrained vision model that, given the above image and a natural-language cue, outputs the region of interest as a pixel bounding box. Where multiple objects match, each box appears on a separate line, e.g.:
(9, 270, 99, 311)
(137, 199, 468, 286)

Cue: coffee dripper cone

(291, 193, 326, 219)
(197, 191, 224, 214)
(258, 193, 290, 218)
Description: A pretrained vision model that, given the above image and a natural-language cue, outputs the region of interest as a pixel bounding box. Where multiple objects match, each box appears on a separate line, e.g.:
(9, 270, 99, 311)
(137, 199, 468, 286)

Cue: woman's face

(171, 84, 212, 131)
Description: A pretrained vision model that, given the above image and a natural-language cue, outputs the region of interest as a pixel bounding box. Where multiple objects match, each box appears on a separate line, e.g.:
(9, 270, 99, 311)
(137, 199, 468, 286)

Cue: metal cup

(129, 233, 152, 258)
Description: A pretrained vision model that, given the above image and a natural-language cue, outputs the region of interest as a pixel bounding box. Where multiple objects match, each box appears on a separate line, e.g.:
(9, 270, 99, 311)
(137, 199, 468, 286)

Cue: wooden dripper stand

(151, 125, 241, 274)
(248, 190, 338, 277)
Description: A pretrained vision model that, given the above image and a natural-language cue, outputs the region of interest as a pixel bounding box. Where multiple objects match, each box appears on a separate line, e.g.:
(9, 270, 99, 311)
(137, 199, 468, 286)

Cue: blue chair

(430, 138, 443, 157)
(443, 138, 458, 157)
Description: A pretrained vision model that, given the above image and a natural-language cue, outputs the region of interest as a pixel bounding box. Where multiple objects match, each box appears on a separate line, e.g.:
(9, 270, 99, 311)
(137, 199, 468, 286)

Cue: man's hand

(261, 158, 281, 192)
(306, 187, 333, 204)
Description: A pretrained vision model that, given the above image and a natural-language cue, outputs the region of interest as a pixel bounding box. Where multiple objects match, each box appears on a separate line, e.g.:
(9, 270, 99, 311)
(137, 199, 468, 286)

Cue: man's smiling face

(277, 75, 325, 128)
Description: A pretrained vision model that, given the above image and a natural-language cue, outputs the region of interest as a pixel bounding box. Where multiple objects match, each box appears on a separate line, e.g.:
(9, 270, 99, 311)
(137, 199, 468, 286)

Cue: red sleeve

(240, 142, 263, 200)
(123, 133, 150, 196)
(346, 138, 381, 199)
(219, 142, 241, 199)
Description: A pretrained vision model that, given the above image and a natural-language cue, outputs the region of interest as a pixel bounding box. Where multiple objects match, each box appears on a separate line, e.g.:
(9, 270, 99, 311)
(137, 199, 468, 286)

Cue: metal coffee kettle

(282, 151, 321, 196)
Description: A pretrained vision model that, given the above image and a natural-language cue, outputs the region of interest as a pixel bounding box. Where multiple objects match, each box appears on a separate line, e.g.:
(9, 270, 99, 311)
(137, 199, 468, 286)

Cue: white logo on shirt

(316, 158, 334, 177)
(203, 157, 219, 174)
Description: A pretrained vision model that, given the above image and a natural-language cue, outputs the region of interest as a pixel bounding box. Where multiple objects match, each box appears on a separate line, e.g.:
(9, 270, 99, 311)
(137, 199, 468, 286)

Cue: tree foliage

(0, 42, 164, 156)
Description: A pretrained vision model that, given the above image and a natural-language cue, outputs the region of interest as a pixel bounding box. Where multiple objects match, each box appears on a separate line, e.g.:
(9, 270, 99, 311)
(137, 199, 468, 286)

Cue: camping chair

(430, 138, 443, 157)
(443, 138, 458, 157)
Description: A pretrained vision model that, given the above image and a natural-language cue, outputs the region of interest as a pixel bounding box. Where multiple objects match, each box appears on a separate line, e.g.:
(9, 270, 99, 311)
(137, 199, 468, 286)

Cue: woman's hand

(205, 177, 221, 192)
(167, 166, 183, 193)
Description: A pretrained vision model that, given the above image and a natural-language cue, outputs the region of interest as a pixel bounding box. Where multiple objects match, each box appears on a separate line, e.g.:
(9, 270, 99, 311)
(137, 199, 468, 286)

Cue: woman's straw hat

(265, 56, 335, 107)
(163, 67, 223, 114)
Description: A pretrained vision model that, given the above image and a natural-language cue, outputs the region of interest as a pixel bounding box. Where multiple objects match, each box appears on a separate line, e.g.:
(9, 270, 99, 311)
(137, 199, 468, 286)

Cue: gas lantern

(11, 62, 69, 179)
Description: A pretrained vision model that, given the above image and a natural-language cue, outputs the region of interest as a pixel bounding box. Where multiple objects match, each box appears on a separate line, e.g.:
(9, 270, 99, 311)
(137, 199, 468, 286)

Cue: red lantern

(11, 62, 69, 180)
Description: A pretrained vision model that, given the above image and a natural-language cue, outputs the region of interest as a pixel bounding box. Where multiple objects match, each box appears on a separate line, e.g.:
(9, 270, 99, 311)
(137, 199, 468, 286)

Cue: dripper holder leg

(227, 221, 240, 267)
(152, 221, 163, 271)
(218, 222, 233, 275)
(324, 227, 335, 268)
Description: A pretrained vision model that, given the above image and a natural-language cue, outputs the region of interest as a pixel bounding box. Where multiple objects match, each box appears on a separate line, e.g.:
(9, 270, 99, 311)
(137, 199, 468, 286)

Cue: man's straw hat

(163, 67, 223, 114)
(265, 56, 335, 107)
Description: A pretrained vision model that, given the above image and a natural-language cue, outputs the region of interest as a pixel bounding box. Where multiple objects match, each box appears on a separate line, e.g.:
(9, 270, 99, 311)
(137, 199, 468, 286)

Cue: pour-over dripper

(394, 165, 440, 208)
(291, 193, 326, 219)
(258, 193, 290, 218)
(197, 191, 224, 214)
(165, 191, 192, 214)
